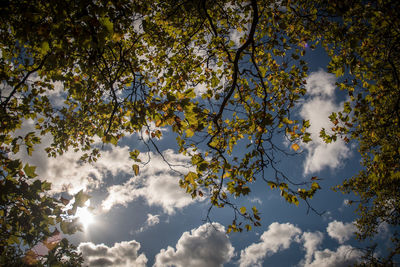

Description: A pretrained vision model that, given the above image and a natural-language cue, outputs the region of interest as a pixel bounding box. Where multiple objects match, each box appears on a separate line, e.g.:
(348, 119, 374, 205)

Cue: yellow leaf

(23, 250, 38, 265)
(185, 171, 198, 185)
(132, 164, 139, 176)
(291, 143, 300, 151)
(240, 206, 246, 214)
(185, 128, 194, 137)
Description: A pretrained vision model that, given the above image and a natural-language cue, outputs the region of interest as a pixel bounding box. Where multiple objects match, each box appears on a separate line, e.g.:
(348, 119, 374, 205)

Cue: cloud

(304, 245, 363, 267)
(302, 222, 361, 266)
(238, 221, 362, 267)
(239, 222, 301, 267)
(326, 220, 357, 244)
(300, 231, 324, 266)
(136, 213, 160, 233)
(300, 69, 350, 174)
(11, 120, 134, 194)
(78, 240, 147, 267)
(153, 223, 234, 267)
(101, 149, 198, 214)
(304, 70, 336, 97)
(249, 197, 263, 205)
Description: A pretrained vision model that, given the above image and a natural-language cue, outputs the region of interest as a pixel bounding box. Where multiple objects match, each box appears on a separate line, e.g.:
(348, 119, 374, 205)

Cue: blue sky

(15, 45, 392, 266)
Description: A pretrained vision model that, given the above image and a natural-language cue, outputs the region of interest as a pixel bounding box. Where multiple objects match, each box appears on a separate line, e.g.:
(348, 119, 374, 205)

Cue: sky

(15, 45, 393, 267)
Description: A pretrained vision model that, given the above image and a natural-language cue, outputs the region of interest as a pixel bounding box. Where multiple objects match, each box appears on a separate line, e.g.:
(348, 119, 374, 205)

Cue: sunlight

(76, 201, 95, 230)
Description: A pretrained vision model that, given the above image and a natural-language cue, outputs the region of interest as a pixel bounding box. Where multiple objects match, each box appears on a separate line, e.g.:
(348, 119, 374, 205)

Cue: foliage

(1, 0, 320, 235)
(1, 0, 399, 264)
(0, 153, 85, 265)
(293, 0, 400, 262)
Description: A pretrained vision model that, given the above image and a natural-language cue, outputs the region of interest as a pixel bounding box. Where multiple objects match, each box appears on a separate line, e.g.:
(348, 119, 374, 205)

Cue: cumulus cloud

(78, 240, 147, 267)
(239, 221, 362, 267)
(300, 69, 351, 174)
(300, 231, 324, 266)
(327, 220, 357, 244)
(300, 221, 361, 266)
(304, 245, 363, 267)
(153, 223, 234, 267)
(101, 149, 198, 214)
(239, 222, 301, 267)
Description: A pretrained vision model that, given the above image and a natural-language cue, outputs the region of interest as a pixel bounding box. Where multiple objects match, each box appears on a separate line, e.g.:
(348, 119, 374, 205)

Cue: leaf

(267, 181, 277, 189)
(60, 197, 70, 206)
(291, 143, 300, 151)
(73, 190, 90, 211)
(100, 17, 113, 33)
(240, 206, 246, 214)
(40, 41, 50, 55)
(23, 250, 38, 265)
(311, 182, 321, 190)
(185, 171, 198, 185)
(23, 164, 37, 178)
(130, 149, 141, 161)
(41, 181, 52, 191)
(185, 128, 194, 137)
(132, 164, 139, 176)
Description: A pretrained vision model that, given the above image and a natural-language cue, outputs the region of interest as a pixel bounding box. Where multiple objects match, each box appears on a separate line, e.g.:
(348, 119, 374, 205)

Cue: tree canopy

(0, 0, 399, 265)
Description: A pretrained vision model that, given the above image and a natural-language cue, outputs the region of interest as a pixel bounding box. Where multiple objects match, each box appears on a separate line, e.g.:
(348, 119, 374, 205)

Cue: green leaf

(40, 41, 50, 55)
(73, 190, 90, 210)
(100, 17, 113, 33)
(24, 164, 37, 178)
(41, 181, 52, 191)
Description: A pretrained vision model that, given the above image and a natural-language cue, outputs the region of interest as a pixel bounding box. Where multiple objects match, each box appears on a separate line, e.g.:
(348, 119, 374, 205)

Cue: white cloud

(78, 240, 147, 267)
(153, 223, 234, 267)
(300, 231, 324, 266)
(304, 70, 336, 97)
(15, 121, 132, 194)
(249, 197, 263, 205)
(304, 245, 362, 267)
(101, 149, 198, 214)
(300, 221, 360, 266)
(239, 222, 301, 267)
(238, 221, 362, 267)
(145, 213, 160, 226)
(137, 213, 160, 233)
(300, 69, 350, 174)
(11, 120, 133, 195)
(327, 220, 356, 244)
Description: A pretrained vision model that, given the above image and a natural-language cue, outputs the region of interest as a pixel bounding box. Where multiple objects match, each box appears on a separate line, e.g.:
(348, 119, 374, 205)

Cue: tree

(293, 0, 400, 263)
(1, 0, 398, 264)
(1, 0, 319, 234)
(0, 155, 85, 265)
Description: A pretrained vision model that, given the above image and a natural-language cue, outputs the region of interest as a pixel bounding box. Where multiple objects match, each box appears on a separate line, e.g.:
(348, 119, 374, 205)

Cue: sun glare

(76, 201, 95, 230)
